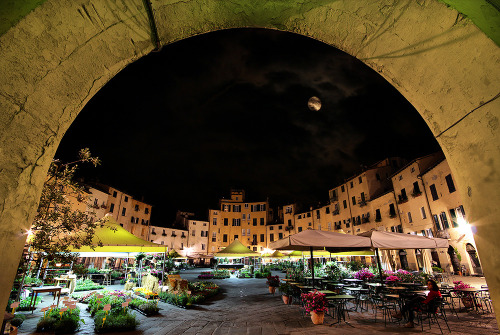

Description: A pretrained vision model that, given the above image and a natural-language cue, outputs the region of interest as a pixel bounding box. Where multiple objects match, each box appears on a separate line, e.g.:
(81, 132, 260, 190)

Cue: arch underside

(0, 0, 499, 325)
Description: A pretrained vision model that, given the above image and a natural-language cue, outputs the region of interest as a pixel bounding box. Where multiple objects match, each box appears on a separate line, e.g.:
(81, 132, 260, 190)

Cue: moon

(307, 96, 321, 111)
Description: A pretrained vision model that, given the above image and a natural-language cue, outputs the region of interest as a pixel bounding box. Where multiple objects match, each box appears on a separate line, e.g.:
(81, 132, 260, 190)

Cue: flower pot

(282, 295, 293, 305)
(269, 286, 276, 294)
(310, 311, 325, 325)
(462, 296, 474, 308)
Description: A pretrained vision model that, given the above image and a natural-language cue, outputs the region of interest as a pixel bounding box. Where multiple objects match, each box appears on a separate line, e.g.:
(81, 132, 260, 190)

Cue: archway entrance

(0, 0, 499, 325)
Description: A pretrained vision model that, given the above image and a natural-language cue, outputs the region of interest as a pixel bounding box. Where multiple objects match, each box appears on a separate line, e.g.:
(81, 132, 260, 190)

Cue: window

(223, 234, 228, 242)
(202, 231, 208, 237)
(298, 214, 302, 219)
(213, 211, 218, 215)
(343, 200, 347, 209)
(307, 212, 311, 218)
(411, 167, 415, 173)
(440, 212, 450, 229)
(261, 204, 266, 211)
(459, 205, 466, 217)
(112, 191, 117, 197)
(408, 212, 413, 223)
(376, 173, 381, 181)
(279, 233, 283, 239)
(426, 229, 434, 237)
(192, 230, 196, 236)
(135, 217, 139, 223)
(212, 232, 216, 242)
(326, 207, 330, 214)
(242, 229, 246, 236)
(308, 222, 312, 227)
(375, 209, 381, 221)
(350, 181, 354, 188)
(445, 174, 456, 193)
(430, 184, 439, 201)
(341, 185, 345, 192)
(233, 205, 241, 212)
(260, 218, 264, 225)
(242, 213, 246, 220)
(253, 218, 257, 226)
(433, 214, 442, 230)
(124, 196, 128, 202)
(213, 218, 217, 225)
(260, 234, 265, 242)
(248, 214, 250, 220)
(109, 203, 115, 213)
(232, 218, 241, 226)
(360, 192, 366, 203)
(121, 208, 126, 216)
(245, 203, 249, 208)
(145, 208, 149, 214)
(223, 204, 230, 212)
(278, 225, 282, 230)
(413, 181, 421, 195)
(298, 227, 303, 232)
(224, 218, 228, 226)
(270, 234, 274, 242)
(247, 229, 250, 235)
(201, 244, 206, 250)
(420, 207, 427, 219)
(316, 210, 320, 219)
(450, 208, 459, 227)
(399, 175, 403, 181)
(269, 226, 274, 230)
(389, 204, 396, 218)
(359, 176, 362, 183)
(134, 204, 139, 211)
(130, 216, 135, 223)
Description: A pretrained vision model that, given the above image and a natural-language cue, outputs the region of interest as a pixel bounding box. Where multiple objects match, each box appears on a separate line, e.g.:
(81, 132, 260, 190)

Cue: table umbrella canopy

(214, 240, 260, 257)
(269, 229, 372, 251)
(65, 218, 167, 253)
(286, 249, 375, 258)
(358, 230, 449, 249)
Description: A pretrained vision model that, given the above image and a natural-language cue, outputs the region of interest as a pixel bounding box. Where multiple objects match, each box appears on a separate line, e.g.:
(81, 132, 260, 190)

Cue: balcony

(359, 200, 367, 207)
(411, 190, 422, 198)
(162, 233, 167, 236)
(151, 231, 156, 235)
(362, 217, 370, 223)
(171, 233, 177, 237)
(332, 209, 340, 215)
(181, 234, 186, 238)
(330, 195, 338, 202)
(397, 195, 409, 204)
(285, 225, 294, 232)
(375, 217, 382, 223)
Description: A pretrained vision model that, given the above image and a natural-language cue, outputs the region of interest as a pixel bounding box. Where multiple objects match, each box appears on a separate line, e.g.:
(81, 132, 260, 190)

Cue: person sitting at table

(391, 279, 442, 328)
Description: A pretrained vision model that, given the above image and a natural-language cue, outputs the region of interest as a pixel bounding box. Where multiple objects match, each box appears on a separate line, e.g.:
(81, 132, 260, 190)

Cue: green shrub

(94, 310, 138, 333)
(10, 313, 26, 327)
(36, 307, 82, 334)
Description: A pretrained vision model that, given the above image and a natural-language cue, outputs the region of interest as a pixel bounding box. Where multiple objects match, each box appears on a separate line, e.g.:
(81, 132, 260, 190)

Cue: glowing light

(456, 216, 473, 235)
(26, 229, 33, 236)
(55, 263, 62, 267)
(262, 248, 273, 255)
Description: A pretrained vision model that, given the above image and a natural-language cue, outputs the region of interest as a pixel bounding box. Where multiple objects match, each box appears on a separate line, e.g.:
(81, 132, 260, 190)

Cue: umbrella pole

(375, 248, 384, 284)
(310, 247, 315, 289)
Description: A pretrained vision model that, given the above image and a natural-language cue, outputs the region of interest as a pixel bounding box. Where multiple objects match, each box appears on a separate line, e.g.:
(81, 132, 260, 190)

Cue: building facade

(208, 190, 270, 253)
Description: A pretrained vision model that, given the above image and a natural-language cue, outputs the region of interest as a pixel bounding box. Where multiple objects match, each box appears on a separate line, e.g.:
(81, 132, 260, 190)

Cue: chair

(439, 288, 459, 319)
(371, 294, 399, 327)
(415, 297, 451, 334)
(476, 286, 493, 313)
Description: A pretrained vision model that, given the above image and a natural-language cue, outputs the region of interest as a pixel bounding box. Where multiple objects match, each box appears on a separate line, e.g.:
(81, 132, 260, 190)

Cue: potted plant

(453, 280, 475, 308)
(266, 275, 280, 294)
(279, 283, 293, 304)
(301, 290, 328, 325)
(354, 268, 375, 282)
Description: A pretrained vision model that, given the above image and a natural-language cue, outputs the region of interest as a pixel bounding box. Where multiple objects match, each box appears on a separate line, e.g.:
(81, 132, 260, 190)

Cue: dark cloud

(56, 28, 439, 225)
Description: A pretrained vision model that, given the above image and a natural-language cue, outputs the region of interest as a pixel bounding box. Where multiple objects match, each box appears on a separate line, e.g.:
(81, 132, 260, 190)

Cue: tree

(29, 148, 109, 264)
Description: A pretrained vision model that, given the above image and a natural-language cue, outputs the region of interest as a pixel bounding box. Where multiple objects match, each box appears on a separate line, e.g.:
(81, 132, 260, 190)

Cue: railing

(359, 200, 367, 207)
(332, 209, 340, 215)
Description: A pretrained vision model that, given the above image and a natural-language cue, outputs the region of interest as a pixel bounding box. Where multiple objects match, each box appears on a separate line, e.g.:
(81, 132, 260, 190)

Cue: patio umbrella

(358, 230, 449, 281)
(214, 240, 260, 257)
(269, 230, 372, 287)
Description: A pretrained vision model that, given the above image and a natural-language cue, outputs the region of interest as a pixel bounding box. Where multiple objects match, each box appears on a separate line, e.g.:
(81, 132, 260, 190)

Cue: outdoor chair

(415, 297, 451, 334)
(439, 289, 459, 319)
(477, 285, 493, 313)
(370, 294, 399, 327)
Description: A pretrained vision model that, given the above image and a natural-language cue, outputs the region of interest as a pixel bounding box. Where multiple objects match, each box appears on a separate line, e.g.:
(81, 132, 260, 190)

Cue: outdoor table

(281, 278, 294, 282)
(313, 290, 335, 295)
(387, 286, 407, 291)
(326, 294, 355, 326)
(305, 276, 325, 287)
(288, 282, 300, 286)
(29, 286, 62, 313)
(344, 279, 363, 284)
(296, 285, 314, 292)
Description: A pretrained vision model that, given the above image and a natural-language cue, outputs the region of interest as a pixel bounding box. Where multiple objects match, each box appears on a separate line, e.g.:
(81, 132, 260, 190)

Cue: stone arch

(0, 0, 499, 324)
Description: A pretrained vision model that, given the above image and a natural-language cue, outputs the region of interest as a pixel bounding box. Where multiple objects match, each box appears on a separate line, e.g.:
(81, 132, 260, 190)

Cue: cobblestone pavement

(17, 269, 498, 335)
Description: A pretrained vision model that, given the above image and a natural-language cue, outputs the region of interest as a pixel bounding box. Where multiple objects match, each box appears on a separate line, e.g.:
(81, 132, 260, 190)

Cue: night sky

(55, 28, 440, 226)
